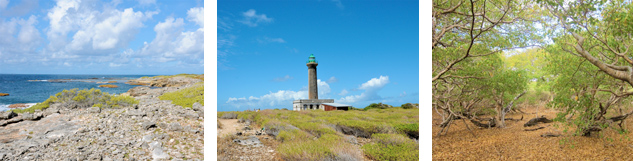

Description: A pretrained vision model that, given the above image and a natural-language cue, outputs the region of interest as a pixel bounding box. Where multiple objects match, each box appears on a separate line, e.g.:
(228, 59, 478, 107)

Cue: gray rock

(168, 122, 182, 131)
(43, 107, 59, 116)
(232, 136, 263, 147)
(22, 112, 43, 120)
(142, 122, 156, 130)
(125, 110, 146, 117)
(87, 107, 101, 113)
(192, 102, 203, 111)
(149, 141, 169, 160)
(143, 135, 154, 142)
(0, 111, 17, 120)
(158, 122, 168, 129)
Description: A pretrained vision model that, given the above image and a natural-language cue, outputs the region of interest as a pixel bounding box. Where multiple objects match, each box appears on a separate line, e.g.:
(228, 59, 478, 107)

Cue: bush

(364, 103, 393, 110)
(220, 113, 238, 119)
(159, 84, 203, 108)
(362, 133, 418, 161)
(12, 88, 138, 113)
(401, 103, 417, 109)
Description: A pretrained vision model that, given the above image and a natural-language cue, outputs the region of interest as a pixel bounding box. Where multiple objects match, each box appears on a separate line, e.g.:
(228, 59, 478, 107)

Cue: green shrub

(362, 133, 418, 161)
(394, 123, 418, 134)
(364, 103, 393, 110)
(159, 84, 203, 108)
(12, 88, 139, 113)
(400, 103, 417, 109)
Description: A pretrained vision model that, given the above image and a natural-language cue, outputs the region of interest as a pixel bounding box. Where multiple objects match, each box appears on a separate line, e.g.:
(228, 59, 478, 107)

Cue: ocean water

(0, 74, 155, 111)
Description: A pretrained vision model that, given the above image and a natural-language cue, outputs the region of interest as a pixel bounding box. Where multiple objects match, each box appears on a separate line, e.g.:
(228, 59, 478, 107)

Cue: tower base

(292, 99, 334, 111)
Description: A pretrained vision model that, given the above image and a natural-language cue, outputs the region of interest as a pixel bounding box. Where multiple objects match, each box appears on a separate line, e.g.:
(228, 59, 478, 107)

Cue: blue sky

(0, 0, 203, 75)
(217, 0, 419, 111)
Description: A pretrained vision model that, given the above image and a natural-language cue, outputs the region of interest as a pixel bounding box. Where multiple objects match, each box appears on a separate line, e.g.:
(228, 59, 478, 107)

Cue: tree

(540, 0, 633, 136)
(432, 0, 543, 82)
(433, 0, 540, 136)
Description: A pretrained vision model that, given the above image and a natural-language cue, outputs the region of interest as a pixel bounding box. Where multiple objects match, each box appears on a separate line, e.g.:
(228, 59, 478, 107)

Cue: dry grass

(432, 106, 633, 160)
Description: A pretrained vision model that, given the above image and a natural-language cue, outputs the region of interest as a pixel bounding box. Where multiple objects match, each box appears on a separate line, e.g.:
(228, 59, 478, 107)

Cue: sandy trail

(218, 119, 240, 137)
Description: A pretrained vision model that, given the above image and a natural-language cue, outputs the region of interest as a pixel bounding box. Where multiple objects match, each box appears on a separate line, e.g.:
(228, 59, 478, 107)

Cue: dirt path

(218, 119, 240, 137)
(433, 105, 633, 160)
(217, 118, 280, 160)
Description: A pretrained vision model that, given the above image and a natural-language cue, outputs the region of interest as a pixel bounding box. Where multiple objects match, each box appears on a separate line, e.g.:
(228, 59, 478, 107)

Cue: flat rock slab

(233, 136, 263, 147)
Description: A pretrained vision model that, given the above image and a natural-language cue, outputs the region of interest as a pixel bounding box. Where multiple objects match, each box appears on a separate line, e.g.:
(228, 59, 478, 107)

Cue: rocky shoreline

(0, 76, 204, 160)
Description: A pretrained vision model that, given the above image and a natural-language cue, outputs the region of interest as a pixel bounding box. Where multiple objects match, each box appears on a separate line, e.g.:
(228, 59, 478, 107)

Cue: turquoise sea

(0, 74, 155, 111)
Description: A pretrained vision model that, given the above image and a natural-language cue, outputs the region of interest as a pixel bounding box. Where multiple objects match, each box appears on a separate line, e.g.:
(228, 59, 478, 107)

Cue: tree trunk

(499, 91, 526, 128)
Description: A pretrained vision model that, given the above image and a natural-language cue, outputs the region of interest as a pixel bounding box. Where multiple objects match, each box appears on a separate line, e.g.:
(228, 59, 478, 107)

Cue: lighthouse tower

(307, 54, 318, 99)
(293, 54, 334, 111)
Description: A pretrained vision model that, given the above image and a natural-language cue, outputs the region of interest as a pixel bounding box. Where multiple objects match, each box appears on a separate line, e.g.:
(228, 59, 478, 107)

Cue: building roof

(322, 103, 351, 107)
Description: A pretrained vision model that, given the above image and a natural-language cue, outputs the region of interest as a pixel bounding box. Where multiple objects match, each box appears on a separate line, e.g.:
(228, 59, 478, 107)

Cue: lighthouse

(307, 54, 318, 99)
(293, 54, 335, 111)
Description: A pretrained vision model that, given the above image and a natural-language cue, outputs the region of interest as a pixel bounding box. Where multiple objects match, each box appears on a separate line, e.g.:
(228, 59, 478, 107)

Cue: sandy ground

(218, 119, 240, 137)
(432, 105, 633, 160)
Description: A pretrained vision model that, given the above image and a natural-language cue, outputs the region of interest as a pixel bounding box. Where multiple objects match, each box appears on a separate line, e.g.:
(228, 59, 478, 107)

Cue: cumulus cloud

(187, 7, 204, 28)
(339, 89, 348, 96)
(0, 15, 42, 64)
(137, 7, 204, 66)
(358, 75, 389, 90)
(337, 76, 390, 103)
(226, 79, 331, 108)
(238, 9, 272, 27)
(46, 0, 157, 58)
(273, 75, 293, 82)
(327, 76, 338, 83)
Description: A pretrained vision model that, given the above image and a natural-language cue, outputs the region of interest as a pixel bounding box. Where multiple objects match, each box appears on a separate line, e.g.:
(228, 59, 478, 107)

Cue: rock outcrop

(0, 77, 204, 160)
(98, 84, 118, 88)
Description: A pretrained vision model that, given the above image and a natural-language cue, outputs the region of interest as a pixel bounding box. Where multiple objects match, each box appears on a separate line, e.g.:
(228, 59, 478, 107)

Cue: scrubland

(218, 106, 419, 161)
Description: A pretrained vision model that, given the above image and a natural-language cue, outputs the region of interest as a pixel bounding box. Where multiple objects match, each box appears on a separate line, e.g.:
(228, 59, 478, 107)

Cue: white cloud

(267, 37, 285, 43)
(339, 89, 348, 96)
(337, 76, 389, 103)
(238, 9, 272, 27)
(138, 7, 204, 65)
(273, 75, 293, 82)
(187, 7, 204, 28)
(332, 0, 344, 9)
(258, 36, 285, 43)
(218, 34, 236, 48)
(358, 75, 389, 90)
(46, 0, 157, 59)
(327, 76, 338, 83)
(226, 79, 331, 108)
(0, 0, 8, 10)
(0, 15, 42, 64)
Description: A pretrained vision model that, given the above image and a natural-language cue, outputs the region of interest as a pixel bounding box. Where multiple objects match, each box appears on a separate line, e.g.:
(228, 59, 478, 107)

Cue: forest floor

(432, 105, 633, 160)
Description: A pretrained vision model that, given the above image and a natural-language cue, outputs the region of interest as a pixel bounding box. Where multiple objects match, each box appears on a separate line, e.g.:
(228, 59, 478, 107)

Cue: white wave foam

(0, 103, 37, 112)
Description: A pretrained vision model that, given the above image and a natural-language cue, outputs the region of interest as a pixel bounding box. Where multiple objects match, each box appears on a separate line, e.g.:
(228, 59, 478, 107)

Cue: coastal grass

(12, 88, 139, 113)
(362, 133, 419, 161)
(223, 106, 419, 161)
(158, 83, 203, 108)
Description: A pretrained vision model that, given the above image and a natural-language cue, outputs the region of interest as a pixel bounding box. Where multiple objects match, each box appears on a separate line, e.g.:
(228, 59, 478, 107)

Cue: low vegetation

(220, 104, 419, 161)
(363, 133, 419, 161)
(141, 73, 204, 80)
(12, 88, 138, 113)
(158, 83, 203, 108)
